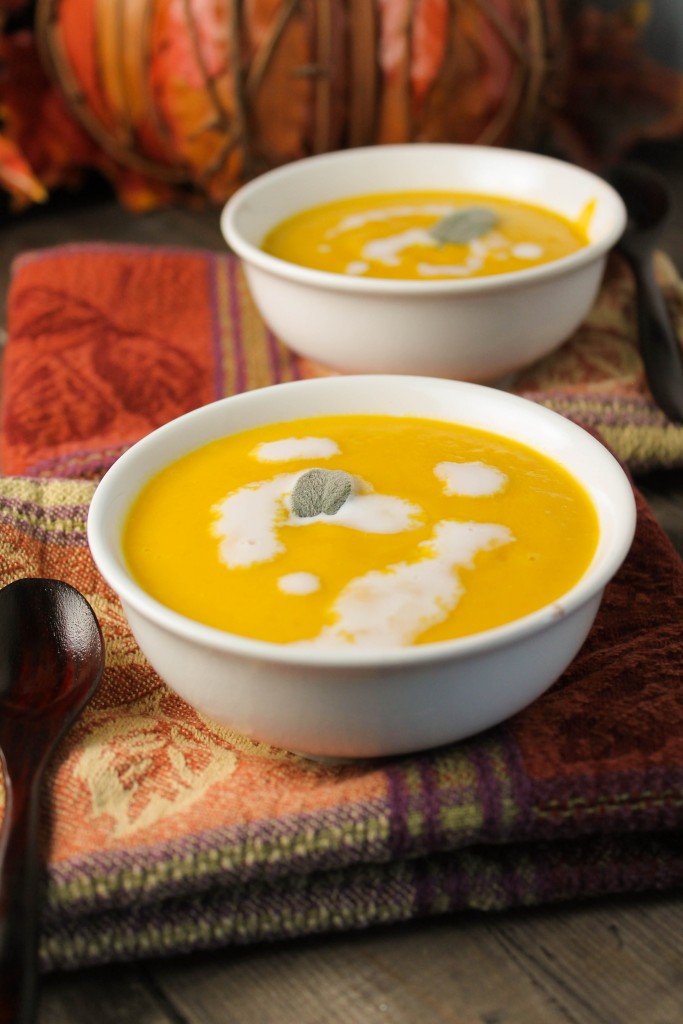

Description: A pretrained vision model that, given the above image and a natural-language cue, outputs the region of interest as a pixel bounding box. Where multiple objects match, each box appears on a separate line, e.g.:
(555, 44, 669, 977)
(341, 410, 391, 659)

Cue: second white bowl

(222, 144, 627, 382)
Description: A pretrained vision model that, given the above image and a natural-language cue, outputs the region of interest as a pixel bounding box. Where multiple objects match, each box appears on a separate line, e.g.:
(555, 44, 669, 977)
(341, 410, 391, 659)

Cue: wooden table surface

(0, 141, 682, 1024)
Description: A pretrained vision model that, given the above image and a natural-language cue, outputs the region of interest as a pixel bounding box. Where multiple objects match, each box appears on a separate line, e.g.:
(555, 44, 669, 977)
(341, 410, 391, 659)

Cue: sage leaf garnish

(291, 468, 356, 518)
(430, 206, 499, 246)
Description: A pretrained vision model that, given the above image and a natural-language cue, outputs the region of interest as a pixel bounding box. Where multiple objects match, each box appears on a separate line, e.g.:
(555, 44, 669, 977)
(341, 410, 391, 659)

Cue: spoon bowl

(0, 578, 105, 1024)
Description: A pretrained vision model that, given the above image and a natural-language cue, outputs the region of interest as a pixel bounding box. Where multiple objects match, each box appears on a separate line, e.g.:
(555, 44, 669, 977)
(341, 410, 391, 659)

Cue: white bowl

(221, 144, 627, 382)
(87, 376, 636, 760)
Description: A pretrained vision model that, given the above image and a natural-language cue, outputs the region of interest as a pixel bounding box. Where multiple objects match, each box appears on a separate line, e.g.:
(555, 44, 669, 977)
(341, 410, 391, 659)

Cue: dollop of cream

(512, 242, 543, 259)
(435, 461, 507, 497)
(345, 260, 370, 275)
(328, 204, 453, 236)
(211, 473, 296, 568)
(417, 260, 482, 277)
(293, 519, 514, 648)
(362, 228, 433, 267)
(278, 572, 321, 595)
(252, 437, 340, 462)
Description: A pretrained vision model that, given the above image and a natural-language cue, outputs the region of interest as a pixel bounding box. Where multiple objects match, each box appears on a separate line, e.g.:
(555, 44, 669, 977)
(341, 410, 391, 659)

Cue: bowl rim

(221, 143, 627, 297)
(87, 375, 637, 669)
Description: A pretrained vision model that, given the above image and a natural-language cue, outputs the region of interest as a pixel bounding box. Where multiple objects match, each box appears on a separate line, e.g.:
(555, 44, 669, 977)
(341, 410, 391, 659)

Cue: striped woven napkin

(0, 243, 682, 971)
(0, 475, 680, 971)
(2, 243, 683, 476)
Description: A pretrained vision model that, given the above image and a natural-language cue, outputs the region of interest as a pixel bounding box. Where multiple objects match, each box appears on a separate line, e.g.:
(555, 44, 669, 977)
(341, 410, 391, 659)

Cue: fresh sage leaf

(291, 468, 355, 518)
(430, 206, 499, 246)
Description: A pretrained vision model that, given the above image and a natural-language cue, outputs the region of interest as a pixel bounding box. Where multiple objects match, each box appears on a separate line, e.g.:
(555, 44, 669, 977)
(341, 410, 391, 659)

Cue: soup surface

(261, 191, 591, 281)
(123, 415, 599, 649)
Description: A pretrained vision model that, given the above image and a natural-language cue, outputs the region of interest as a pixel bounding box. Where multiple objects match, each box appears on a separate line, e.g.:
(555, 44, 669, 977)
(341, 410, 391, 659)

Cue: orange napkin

(2, 244, 683, 476)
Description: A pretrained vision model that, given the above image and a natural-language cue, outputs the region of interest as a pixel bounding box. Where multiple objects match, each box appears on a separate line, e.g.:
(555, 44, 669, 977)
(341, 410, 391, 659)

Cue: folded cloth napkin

(0, 474, 680, 972)
(1, 243, 683, 972)
(2, 243, 683, 475)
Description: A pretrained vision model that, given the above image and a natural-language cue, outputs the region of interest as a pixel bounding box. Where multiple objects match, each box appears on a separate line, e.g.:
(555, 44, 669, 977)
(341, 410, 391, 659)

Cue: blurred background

(0, 0, 681, 215)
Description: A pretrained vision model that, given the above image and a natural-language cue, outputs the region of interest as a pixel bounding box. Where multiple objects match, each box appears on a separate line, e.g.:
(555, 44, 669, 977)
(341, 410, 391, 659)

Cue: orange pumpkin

(26, 0, 566, 207)
(2, 1, 683, 211)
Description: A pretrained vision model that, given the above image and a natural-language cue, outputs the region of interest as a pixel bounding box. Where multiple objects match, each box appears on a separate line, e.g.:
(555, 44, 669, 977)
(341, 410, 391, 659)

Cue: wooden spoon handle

(631, 255, 683, 424)
(0, 756, 43, 1024)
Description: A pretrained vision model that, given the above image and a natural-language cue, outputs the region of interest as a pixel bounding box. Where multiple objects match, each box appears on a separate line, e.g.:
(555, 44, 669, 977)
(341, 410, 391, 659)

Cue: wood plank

(39, 893, 683, 1024)
(40, 964, 178, 1024)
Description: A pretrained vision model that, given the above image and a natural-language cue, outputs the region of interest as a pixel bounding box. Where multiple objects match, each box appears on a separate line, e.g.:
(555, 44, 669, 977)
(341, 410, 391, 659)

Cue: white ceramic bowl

(221, 144, 627, 382)
(87, 375, 636, 760)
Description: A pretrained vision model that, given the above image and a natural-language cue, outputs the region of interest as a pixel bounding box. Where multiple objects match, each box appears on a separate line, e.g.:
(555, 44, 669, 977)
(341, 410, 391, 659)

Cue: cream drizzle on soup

(122, 415, 599, 648)
(261, 191, 592, 281)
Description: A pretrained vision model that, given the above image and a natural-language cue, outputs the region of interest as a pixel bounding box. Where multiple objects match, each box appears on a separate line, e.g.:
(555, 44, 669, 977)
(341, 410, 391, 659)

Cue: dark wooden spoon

(607, 162, 683, 423)
(0, 578, 105, 1024)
